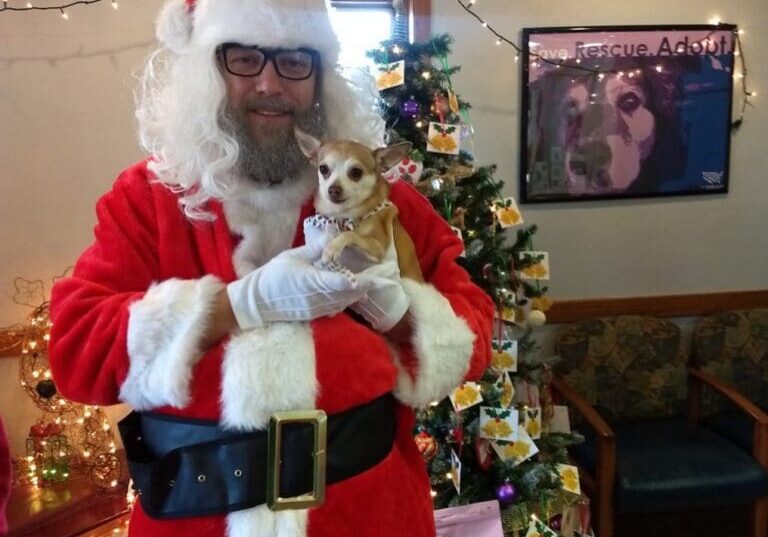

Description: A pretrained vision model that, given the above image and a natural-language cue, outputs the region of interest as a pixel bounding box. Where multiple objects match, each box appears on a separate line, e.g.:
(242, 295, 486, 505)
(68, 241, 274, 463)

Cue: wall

(0, 0, 766, 454)
(432, 0, 768, 299)
(0, 0, 164, 455)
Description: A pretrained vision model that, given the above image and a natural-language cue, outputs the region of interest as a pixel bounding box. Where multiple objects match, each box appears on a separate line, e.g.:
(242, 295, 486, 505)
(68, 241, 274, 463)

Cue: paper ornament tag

(450, 227, 466, 258)
(495, 372, 515, 409)
(531, 296, 554, 312)
(493, 197, 524, 228)
(491, 338, 518, 373)
(523, 406, 542, 440)
(514, 380, 540, 407)
(518, 251, 551, 281)
(450, 449, 462, 494)
(556, 464, 582, 495)
(448, 90, 460, 114)
(376, 60, 405, 90)
(525, 517, 558, 537)
(427, 122, 461, 155)
(384, 156, 423, 184)
(449, 382, 483, 411)
(495, 306, 516, 323)
(479, 407, 518, 442)
(491, 427, 539, 466)
(547, 405, 572, 434)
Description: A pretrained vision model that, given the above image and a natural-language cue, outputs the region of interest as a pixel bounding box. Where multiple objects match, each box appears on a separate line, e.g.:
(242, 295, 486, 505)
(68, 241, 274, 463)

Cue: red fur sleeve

(49, 165, 159, 405)
(388, 182, 494, 407)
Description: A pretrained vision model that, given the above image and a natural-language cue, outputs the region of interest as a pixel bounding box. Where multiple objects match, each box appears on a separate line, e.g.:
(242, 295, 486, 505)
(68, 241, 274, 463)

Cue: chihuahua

(295, 129, 424, 283)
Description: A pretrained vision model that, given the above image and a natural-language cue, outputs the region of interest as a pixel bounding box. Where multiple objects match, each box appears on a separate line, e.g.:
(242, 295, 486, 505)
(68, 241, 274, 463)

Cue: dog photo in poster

(521, 25, 735, 202)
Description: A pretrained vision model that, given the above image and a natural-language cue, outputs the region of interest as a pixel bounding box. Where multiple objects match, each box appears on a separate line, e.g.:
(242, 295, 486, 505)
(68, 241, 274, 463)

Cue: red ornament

(548, 513, 563, 531)
(450, 427, 464, 445)
(44, 422, 63, 436)
(29, 423, 47, 438)
(414, 431, 437, 462)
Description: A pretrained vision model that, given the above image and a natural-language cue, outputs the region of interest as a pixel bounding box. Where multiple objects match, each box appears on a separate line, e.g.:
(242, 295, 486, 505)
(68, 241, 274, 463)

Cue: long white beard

(221, 99, 326, 186)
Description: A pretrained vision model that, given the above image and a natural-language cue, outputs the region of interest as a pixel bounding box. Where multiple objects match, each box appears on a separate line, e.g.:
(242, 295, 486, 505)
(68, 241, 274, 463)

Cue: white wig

(135, 0, 385, 220)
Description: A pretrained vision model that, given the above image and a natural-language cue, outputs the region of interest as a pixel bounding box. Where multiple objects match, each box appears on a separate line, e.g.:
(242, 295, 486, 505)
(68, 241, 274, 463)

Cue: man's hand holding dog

(225, 243, 374, 330)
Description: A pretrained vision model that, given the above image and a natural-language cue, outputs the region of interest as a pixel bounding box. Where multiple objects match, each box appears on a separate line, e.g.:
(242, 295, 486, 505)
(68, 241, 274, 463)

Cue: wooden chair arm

(550, 376, 615, 439)
(688, 366, 768, 466)
(550, 376, 616, 537)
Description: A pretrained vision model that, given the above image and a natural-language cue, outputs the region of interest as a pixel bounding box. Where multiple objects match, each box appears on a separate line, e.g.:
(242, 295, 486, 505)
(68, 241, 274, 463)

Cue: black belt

(118, 393, 396, 519)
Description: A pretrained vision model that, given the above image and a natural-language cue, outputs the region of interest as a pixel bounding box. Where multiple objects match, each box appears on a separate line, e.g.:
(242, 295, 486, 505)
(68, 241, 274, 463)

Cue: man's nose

(253, 60, 285, 95)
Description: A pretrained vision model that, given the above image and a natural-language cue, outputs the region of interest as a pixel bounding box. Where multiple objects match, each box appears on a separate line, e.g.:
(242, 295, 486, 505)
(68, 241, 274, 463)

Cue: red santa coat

(49, 160, 493, 537)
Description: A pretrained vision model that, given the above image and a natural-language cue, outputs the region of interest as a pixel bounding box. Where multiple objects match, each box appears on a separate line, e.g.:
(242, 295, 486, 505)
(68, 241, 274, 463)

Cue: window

(329, 0, 431, 66)
(329, 2, 396, 68)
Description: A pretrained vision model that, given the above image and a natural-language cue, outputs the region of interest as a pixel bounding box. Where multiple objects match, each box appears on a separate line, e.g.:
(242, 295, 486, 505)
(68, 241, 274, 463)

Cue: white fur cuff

(119, 276, 224, 410)
(221, 323, 317, 537)
(393, 280, 476, 408)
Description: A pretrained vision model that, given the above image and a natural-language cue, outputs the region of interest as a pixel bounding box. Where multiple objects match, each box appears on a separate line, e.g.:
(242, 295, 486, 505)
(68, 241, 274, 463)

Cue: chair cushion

(693, 309, 768, 412)
(556, 317, 689, 422)
(572, 418, 768, 514)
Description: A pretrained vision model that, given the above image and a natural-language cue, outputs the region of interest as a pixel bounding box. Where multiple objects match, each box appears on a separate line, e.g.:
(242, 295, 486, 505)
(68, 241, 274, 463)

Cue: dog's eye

(318, 164, 331, 178)
(617, 92, 641, 113)
(348, 167, 364, 181)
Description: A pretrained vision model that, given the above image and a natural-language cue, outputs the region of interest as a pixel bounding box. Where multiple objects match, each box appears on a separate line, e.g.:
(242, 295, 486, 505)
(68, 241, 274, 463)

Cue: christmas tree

(368, 35, 588, 536)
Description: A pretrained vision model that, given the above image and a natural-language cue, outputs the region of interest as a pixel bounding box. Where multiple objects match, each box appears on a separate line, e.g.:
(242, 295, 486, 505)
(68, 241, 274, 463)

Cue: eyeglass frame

(217, 43, 320, 81)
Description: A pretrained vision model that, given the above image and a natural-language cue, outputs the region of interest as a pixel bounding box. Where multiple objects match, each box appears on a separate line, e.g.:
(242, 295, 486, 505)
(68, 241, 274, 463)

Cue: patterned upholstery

(693, 308, 768, 412)
(556, 316, 689, 423)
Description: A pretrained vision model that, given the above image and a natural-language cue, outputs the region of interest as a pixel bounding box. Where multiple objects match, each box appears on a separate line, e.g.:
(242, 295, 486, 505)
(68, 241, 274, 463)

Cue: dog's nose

(328, 183, 344, 203)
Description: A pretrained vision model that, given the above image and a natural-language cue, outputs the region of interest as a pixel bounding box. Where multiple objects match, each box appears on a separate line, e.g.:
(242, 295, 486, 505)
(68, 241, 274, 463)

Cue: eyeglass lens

(224, 46, 314, 80)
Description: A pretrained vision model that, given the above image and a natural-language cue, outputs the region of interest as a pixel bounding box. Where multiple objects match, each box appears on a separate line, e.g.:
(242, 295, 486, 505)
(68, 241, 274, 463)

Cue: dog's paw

(322, 245, 343, 266)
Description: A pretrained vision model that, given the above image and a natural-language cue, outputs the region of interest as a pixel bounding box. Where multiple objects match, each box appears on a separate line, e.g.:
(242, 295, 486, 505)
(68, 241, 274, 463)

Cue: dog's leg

(323, 231, 386, 266)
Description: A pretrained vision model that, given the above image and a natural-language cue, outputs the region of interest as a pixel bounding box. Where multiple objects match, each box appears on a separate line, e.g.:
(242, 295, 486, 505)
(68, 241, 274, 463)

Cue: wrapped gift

(434, 500, 504, 537)
(26, 422, 69, 486)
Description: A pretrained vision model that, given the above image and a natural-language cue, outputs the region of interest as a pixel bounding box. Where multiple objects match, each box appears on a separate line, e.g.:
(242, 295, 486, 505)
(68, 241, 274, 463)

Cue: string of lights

(0, 0, 119, 18)
(455, 0, 755, 128)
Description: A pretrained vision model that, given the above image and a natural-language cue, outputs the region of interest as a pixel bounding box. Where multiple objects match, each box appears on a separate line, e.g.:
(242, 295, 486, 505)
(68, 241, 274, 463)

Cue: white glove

(226, 244, 371, 330)
(353, 261, 410, 333)
(302, 215, 409, 333)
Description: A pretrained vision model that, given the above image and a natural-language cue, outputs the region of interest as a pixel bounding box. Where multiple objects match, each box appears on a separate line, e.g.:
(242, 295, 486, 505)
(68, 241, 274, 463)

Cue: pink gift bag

(434, 500, 504, 537)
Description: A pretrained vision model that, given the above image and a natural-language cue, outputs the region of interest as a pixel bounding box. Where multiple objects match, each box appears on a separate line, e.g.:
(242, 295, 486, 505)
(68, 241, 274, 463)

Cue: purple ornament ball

(494, 482, 518, 507)
(548, 513, 563, 531)
(400, 98, 420, 119)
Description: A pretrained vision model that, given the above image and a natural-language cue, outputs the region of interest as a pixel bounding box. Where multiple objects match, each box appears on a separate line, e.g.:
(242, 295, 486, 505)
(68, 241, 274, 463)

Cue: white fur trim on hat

(156, 0, 340, 65)
(392, 280, 477, 408)
(119, 275, 224, 410)
(221, 323, 317, 537)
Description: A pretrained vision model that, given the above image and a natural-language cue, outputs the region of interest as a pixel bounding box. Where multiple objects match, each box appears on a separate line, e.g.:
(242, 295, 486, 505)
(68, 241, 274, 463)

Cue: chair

(692, 309, 768, 455)
(551, 315, 768, 537)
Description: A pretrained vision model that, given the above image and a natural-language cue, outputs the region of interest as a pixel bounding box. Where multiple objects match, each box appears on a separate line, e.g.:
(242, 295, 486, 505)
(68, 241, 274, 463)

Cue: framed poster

(520, 25, 736, 203)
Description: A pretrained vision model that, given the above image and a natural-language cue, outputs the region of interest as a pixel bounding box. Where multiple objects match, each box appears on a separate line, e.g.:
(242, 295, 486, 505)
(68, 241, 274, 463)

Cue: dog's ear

(373, 142, 412, 172)
(294, 128, 323, 164)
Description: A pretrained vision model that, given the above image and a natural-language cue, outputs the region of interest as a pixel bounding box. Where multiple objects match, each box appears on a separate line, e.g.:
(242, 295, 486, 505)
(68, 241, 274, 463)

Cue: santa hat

(156, 0, 340, 66)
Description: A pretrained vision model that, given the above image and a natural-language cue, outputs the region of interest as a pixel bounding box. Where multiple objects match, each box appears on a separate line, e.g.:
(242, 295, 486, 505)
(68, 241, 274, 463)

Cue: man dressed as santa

(49, 0, 494, 536)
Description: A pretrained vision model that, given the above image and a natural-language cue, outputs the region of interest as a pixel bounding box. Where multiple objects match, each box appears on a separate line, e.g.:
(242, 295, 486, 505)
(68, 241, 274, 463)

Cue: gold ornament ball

(529, 309, 547, 327)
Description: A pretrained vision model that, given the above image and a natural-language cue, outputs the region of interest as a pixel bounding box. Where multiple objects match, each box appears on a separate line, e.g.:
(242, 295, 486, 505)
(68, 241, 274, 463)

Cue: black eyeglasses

(218, 43, 319, 81)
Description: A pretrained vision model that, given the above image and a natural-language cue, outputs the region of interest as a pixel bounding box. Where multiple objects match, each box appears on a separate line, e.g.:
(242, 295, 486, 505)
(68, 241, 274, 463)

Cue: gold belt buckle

(267, 410, 327, 511)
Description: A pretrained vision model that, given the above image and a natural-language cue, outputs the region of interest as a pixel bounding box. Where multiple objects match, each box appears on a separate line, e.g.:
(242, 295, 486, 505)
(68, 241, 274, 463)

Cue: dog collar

(338, 200, 394, 231)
